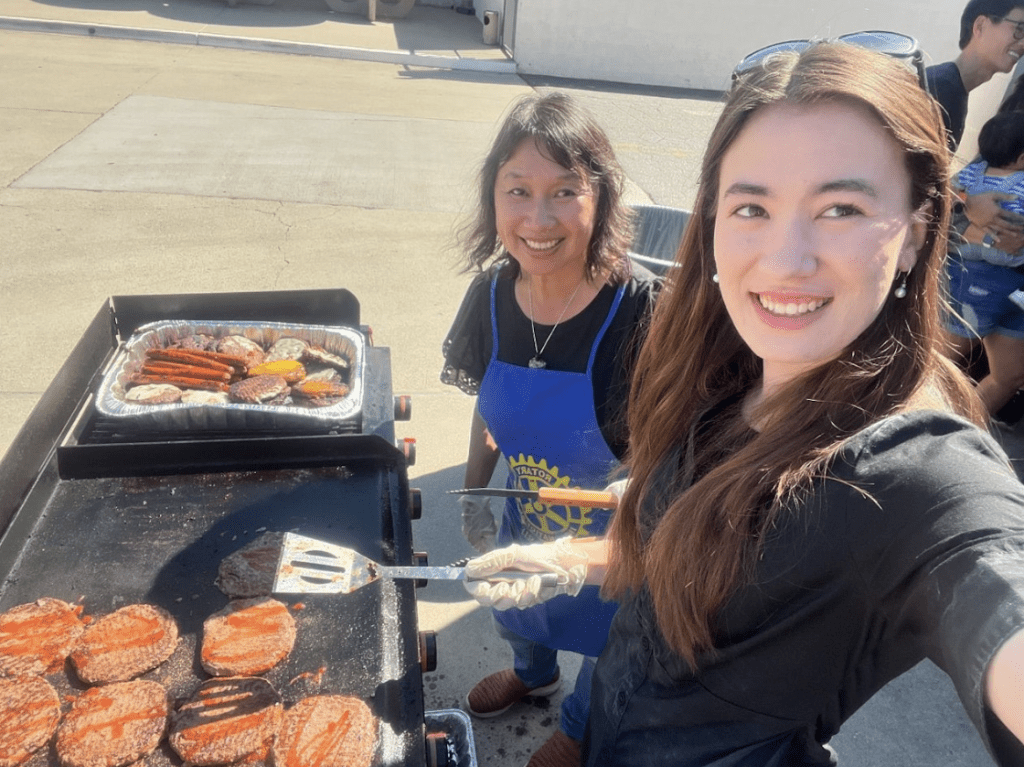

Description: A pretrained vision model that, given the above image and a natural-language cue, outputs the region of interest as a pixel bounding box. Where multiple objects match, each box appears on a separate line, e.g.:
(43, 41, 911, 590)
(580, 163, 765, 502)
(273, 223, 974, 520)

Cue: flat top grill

(0, 289, 431, 767)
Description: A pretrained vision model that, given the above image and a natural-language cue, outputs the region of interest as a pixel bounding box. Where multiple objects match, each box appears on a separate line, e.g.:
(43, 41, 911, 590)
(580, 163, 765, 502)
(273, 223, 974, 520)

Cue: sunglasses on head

(731, 30, 926, 91)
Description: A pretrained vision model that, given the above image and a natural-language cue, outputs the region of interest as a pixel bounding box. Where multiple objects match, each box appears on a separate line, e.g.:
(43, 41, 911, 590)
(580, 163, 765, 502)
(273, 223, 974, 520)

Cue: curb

(0, 16, 518, 74)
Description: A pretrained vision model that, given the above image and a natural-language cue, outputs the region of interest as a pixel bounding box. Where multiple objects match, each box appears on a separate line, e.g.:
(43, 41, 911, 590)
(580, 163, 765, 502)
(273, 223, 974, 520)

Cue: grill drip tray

(425, 709, 478, 767)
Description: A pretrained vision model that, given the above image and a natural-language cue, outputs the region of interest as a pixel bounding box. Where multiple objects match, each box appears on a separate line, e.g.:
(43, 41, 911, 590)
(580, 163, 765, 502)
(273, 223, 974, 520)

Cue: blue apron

(476, 275, 624, 657)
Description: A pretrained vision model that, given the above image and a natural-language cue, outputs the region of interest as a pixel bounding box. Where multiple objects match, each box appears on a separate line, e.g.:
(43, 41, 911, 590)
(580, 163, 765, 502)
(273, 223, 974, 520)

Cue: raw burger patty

(123, 383, 181, 404)
(215, 532, 285, 598)
(0, 675, 60, 767)
(169, 676, 282, 766)
(55, 679, 168, 767)
(71, 604, 179, 684)
(0, 598, 84, 677)
(272, 695, 377, 767)
(201, 597, 296, 676)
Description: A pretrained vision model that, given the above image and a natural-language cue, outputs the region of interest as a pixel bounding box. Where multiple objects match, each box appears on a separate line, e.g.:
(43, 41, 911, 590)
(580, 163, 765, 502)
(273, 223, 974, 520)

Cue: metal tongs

(272, 532, 556, 595)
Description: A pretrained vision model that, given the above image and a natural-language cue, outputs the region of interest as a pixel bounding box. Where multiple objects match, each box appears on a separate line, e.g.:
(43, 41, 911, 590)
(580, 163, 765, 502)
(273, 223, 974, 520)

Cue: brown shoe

(465, 669, 561, 719)
(526, 730, 582, 767)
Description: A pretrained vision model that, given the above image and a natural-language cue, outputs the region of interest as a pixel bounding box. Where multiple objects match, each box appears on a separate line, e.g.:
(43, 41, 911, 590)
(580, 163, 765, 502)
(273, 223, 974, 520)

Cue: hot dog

(131, 374, 229, 393)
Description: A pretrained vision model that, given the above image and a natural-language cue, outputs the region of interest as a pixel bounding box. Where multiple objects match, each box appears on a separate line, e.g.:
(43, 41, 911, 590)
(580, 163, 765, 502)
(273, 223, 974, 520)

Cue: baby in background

(955, 111, 1024, 309)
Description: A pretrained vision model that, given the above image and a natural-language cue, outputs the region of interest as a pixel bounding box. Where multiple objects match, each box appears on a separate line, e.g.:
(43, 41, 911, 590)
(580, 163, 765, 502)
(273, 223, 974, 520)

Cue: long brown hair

(458, 91, 634, 282)
(604, 43, 987, 666)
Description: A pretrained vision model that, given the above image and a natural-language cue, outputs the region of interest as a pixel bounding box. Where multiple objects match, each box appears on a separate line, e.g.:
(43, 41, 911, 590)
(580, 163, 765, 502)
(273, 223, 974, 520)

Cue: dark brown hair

(978, 110, 1024, 165)
(458, 91, 634, 282)
(604, 43, 987, 666)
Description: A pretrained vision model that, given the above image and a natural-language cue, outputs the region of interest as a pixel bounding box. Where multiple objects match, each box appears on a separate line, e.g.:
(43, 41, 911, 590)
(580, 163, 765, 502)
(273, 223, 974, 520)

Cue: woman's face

(713, 101, 925, 392)
(493, 138, 597, 278)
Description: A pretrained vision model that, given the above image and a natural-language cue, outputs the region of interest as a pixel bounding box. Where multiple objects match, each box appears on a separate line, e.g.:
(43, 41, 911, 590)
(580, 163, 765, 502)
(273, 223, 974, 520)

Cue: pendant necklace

(527, 275, 586, 369)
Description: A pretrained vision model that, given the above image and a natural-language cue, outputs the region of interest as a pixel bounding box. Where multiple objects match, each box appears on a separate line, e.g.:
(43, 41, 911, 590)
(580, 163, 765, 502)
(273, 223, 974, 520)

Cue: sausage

(131, 374, 229, 393)
(144, 349, 241, 374)
(141, 363, 232, 383)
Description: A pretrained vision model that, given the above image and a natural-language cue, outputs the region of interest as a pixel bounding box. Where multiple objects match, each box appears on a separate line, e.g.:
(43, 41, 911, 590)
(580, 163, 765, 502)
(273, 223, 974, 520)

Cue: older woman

(465, 43, 1024, 766)
(440, 92, 659, 766)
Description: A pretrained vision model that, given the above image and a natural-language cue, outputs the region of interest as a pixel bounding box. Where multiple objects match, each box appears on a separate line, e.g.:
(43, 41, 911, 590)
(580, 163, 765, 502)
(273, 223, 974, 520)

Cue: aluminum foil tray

(425, 709, 478, 767)
(95, 320, 364, 431)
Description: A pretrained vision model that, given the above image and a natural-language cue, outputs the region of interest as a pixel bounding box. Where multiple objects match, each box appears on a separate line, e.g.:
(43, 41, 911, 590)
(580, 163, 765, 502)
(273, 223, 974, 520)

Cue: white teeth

(524, 238, 559, 251)
(757, 295, 828, 316)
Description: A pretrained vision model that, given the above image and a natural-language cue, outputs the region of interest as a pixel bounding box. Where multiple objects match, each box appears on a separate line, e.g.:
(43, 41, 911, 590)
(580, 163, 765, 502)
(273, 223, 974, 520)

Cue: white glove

(604, 478, 630, 504)
(463, 538, 589, 610)
(459, 495, 497, 553)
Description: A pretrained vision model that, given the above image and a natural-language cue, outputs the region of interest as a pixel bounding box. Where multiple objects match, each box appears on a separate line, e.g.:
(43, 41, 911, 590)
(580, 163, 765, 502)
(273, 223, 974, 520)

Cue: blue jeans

(495, 616, 595, 742)
(946, 254, 1024, 339)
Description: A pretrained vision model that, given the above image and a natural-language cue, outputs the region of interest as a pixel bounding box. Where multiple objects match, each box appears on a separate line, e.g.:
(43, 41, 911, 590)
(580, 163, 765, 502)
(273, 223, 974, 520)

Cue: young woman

(465, 43, 1024, 765)
(441, 92, 659, 767)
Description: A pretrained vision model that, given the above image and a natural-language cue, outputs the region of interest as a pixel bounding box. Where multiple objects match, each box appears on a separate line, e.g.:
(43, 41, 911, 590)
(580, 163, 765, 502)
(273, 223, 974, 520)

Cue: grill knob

(413, 552, 429, 588)
(400, 437, 417, 466)
(418, 630, 438, 673)
(409, 488, 422, 520)
(394, 395, 413, 421)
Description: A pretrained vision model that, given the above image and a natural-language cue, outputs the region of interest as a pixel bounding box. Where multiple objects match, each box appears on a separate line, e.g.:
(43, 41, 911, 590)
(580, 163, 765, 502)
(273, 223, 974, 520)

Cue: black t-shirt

(586, 411, 1024, 766)
(927, 61, 969, 150)
(440, 260, 661, 459)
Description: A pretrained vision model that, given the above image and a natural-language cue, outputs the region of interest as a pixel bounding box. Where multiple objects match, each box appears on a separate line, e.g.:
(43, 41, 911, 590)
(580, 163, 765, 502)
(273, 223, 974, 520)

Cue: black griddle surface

(0, 464, 424, 767)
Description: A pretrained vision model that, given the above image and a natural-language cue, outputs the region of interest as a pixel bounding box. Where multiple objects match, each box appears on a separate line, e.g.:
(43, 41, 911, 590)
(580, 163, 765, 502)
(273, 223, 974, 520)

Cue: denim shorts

(945, 256, 1024, 339)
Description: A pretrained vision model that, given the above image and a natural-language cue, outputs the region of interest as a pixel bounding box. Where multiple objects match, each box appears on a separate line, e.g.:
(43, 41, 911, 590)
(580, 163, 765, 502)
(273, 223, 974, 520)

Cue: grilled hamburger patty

(0, 675, 61, 767)
(272, 695, 377, 767)
(215, 532, 285, 598)
(55, 679, 168, 767)
(169, 676, 283, 766)
(70, 604, 179, 684)
(201, 597, 296, 676)
(0, 598, 84, 677)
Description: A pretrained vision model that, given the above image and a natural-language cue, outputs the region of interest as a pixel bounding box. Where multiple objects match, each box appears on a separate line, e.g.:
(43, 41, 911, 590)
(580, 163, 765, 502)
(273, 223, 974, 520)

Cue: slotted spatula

(273, 532, 556, 595)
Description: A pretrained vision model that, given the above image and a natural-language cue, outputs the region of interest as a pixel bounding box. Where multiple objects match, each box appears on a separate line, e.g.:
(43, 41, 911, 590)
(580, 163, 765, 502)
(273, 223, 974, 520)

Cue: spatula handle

(536, 487, 617, 508)
(380, 565, 556, 587)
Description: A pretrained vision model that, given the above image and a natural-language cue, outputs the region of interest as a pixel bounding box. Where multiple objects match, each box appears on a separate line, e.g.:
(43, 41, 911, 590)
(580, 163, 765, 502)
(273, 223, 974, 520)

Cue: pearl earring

(712, 273, 720, 284)
(894, 272, 909, 299)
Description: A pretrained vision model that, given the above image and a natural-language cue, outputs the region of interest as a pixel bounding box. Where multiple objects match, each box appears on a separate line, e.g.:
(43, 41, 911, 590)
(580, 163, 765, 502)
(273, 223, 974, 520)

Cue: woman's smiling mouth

(523, 237, 562, 252)
(756, 294, 831, 317)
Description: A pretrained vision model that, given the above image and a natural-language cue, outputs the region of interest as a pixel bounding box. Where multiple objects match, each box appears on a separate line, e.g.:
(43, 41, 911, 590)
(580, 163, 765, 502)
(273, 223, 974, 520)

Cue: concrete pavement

(0, 3, 1006, 765)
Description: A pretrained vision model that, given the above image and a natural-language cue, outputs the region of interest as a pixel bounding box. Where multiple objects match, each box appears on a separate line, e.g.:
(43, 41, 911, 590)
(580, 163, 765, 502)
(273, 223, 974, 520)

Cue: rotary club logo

(507, 454, 596, 540)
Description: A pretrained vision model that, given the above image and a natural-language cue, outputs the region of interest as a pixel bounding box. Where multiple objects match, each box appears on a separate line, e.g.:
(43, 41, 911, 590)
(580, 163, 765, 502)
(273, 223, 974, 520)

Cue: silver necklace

(527, 275, 586, 369)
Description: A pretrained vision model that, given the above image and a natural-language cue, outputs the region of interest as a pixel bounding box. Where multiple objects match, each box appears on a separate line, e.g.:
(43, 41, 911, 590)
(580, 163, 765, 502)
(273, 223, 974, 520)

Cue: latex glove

(604, 478, 630, 504)
(459, 495, 497, 553)
(463, 538, 589, 610)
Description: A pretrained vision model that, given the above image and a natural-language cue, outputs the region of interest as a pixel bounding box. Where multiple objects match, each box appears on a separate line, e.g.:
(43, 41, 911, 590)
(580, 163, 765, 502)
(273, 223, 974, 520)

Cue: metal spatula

(273, 532, 555, 595)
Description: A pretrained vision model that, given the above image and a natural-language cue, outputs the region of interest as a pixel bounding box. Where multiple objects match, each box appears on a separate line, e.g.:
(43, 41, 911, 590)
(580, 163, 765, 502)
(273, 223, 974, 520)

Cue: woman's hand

(459, 495, 497, 553)
(463, 538, 589, 609)
(604, 478, 629, 504)
(985, 628, 1024, 745)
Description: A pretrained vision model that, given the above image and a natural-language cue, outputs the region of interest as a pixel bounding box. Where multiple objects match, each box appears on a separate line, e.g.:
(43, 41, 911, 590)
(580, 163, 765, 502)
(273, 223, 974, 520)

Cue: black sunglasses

(731, 30, 926, 91)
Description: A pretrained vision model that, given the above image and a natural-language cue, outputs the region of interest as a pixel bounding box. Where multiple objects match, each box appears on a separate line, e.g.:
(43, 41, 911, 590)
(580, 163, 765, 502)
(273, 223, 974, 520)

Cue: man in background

(927, 0, 1024, 150)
